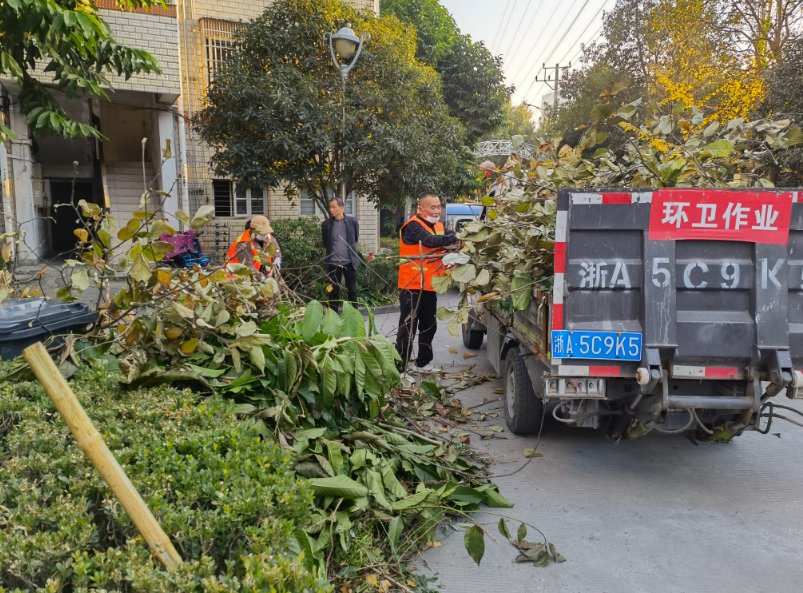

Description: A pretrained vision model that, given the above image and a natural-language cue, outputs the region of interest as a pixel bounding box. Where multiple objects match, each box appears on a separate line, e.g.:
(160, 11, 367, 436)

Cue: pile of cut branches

(435, 95, 803, 326)
(4, 197, 560, 590)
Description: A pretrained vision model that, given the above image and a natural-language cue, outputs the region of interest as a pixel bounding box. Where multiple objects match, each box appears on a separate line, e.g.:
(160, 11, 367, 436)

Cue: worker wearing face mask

(227, 214, 282, 280)
(396, 192, 457, 375)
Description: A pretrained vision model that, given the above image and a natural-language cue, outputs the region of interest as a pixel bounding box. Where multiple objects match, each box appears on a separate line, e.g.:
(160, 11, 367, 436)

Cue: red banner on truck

(648, 189, 793, 244)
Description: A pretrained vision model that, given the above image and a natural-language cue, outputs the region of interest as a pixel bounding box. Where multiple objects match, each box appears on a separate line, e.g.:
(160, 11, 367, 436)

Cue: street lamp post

(324, 24, 369, 203)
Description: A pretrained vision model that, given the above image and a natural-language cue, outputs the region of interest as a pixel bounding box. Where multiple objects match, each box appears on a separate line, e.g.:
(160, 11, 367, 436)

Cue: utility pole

(535, 62, 571, 128)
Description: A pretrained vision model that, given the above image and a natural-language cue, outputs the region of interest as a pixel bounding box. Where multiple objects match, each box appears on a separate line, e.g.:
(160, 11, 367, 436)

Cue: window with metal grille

(214, 179, 265, 217)
(200, 18, 241, 88)
(213, 179, 232, 217)
(235, 185, 266, 216)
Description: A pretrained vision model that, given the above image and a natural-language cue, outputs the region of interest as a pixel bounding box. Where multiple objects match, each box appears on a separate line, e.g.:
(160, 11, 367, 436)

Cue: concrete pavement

(374, 292, 803, 593)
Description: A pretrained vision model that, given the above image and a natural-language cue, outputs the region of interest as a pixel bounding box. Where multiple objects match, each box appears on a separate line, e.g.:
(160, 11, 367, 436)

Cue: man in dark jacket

(321, 197, 360, 310)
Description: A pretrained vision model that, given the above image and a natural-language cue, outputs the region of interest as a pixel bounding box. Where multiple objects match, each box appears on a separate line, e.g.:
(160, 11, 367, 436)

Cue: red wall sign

(648, 189, 793, 244)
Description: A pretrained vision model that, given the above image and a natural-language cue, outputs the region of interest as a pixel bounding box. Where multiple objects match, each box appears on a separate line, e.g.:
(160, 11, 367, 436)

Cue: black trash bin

(0, 298, 98, 360)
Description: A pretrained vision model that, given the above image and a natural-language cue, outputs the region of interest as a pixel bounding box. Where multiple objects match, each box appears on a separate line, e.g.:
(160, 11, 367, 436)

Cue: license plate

(551, 330, 642, 362)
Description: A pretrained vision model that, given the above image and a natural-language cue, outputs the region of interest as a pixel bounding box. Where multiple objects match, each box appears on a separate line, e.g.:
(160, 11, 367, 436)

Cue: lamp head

(332, 24, 359, 61)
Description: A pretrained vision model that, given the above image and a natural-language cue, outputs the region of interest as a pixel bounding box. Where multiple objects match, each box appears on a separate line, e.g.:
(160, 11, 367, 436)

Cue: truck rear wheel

(461, 310, 485, 350)
(503, 347, 545, 435)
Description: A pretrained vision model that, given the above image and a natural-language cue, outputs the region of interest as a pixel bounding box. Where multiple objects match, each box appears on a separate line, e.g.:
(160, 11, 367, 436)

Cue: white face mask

(255, 233, 268, 241)
(423, 215, 440, 224)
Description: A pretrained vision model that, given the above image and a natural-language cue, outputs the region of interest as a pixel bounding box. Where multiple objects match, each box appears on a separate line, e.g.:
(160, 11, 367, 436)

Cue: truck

(462, 188, 803, 438)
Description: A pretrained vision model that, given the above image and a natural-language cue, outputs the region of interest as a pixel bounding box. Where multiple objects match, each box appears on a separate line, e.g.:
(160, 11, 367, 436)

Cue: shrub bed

(356, 255, 398, 307)
(0, 364, 330, 593)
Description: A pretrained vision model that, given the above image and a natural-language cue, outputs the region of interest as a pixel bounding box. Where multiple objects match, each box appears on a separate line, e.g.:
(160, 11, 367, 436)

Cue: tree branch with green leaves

(0, 0, 163, 140)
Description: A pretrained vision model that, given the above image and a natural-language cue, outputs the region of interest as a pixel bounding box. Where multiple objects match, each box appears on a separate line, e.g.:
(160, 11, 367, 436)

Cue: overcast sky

(438, 0, 614, 110)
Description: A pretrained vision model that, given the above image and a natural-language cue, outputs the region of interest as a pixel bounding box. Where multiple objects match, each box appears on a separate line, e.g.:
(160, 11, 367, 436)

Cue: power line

(490, 0, 513, 55)
(493, 0, 521, 54)
(522, 1, 610, 108)
(555, 0, 612, 66)
(535, 0, 594, 70)
(563, 22, 605, 67)
(538, 62, 572, 113)
(518, 0, 586, 100)
(499, 0, 536, 62)
(502, 0, 546, 76)
(525, 1, 611, 109)
(523, 0, 608, 105)
(507, 0, 568, 84)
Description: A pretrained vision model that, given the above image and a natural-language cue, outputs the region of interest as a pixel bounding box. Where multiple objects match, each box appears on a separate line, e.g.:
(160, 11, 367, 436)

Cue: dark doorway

(49, 181, 96, 256)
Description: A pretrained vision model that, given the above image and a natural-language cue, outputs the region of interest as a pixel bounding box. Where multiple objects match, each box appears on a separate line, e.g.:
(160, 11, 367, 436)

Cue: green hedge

(0, 365, 330, 593)
(356, 255, 398, 306)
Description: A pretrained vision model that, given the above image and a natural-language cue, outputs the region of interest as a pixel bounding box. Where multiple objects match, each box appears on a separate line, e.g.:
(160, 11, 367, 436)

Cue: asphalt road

(374, 293, 803, 593)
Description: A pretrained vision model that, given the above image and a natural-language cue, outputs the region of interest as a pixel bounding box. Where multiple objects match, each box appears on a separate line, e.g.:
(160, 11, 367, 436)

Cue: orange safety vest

(227, 228, 273, 274)
(398, 215, 446, 291)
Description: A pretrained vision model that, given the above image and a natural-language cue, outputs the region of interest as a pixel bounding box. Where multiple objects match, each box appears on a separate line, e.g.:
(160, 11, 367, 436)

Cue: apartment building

(0, 0, 379, 263)
(179, 0, 380, 257)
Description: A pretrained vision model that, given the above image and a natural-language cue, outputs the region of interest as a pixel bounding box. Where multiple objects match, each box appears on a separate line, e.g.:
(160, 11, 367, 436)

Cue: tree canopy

(382, 0, 510, 143)
(758, 31, 803, 186)
(0, 0, 162, 139)
(436, 33, 509, 142)
(198, 0, 465, 210)
(550, 0, 803, 135)
(491, 101, 537, 142)
(720, 0, 803, 69)
(380, 0, 458, 64)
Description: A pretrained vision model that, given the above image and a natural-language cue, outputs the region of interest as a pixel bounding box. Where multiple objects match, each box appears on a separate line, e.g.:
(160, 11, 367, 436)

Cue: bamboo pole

(22, 342, 182, 571)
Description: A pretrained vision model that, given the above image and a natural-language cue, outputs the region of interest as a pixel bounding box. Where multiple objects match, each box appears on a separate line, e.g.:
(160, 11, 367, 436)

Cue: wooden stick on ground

(22, 342, 182, 572)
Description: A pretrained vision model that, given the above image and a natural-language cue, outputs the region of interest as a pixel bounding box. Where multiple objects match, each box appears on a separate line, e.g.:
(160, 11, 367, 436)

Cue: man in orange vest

(396, 192, 457, 373)
(226, 214, 282, 280)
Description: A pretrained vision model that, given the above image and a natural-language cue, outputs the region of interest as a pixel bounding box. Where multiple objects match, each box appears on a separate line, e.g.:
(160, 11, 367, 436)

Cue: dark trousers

(396, 289, 438, 368)
(326, 263, 357, 309)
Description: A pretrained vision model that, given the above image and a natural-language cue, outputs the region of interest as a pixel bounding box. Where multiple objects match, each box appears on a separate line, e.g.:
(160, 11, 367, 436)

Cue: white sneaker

(399, 372, 416, 386)
(414, 363, 439, 374)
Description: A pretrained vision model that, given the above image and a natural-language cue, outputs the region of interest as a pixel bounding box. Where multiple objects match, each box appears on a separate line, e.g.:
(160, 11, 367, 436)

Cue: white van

(445, 203, 483, 233)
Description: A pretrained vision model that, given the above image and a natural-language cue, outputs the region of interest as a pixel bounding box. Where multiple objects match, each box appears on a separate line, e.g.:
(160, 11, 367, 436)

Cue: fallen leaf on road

(364, 575, 379, 588)
(511, 539, 566, 566)
(463, 352, 477, 359)
(448, 347, 459, 355)
(494, 387, 504, 394)
(522, 448, 543, 458)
